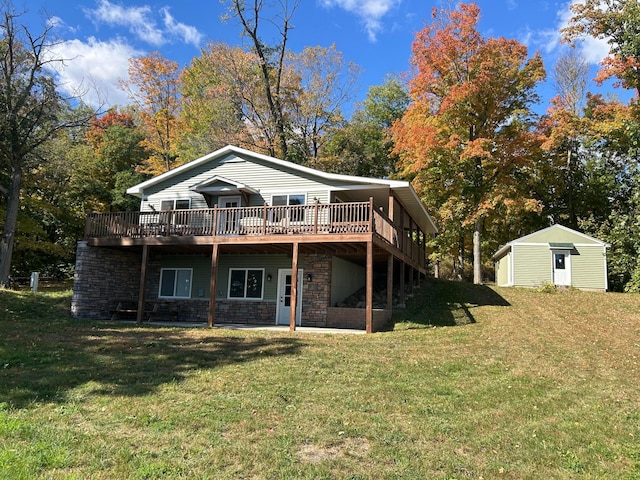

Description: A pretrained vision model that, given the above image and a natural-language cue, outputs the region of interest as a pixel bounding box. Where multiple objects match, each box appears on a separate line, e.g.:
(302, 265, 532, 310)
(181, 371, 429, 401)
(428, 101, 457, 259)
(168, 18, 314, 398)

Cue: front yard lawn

(1, 281, 639, 479)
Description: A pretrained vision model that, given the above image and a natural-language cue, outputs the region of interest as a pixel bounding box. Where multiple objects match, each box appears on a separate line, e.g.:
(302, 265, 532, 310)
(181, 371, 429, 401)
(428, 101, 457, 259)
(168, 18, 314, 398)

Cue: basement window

(159, 268, 192, 298)
(228, 268, 264, 300)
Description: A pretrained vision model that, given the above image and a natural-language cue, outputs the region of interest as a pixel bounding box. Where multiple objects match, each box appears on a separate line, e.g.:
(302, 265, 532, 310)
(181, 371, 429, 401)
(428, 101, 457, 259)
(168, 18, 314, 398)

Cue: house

(492, 224, 610, 291)
(71, 145, 438, 332)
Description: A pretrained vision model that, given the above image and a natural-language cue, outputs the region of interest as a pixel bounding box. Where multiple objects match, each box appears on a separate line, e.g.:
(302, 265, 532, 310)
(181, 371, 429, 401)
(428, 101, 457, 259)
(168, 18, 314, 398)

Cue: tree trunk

(0, 168, 22, 287)
(473, 217, 482, 285)
(457, 233, 464, 280)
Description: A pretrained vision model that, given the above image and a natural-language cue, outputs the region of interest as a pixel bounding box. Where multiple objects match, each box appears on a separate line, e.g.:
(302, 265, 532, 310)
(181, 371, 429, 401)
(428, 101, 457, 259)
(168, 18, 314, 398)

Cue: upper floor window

(272, 194, 305, 222)
(161, 199, 191, 210)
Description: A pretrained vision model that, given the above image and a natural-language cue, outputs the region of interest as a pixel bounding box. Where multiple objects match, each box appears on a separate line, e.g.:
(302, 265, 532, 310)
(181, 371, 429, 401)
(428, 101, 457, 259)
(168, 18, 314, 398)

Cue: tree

(392, 2, 545, 283)
(321, 77, 408, 178)
(0, 3, 91, 286)
(562, 0, 640, 95)
(535, 50, 591, 228)
(120, 52, 181, 175)
(80, 110, 148, 211)
(178, 43, 254, 159)
(222, 0, 300, 159)
(287, 44, 360, 164)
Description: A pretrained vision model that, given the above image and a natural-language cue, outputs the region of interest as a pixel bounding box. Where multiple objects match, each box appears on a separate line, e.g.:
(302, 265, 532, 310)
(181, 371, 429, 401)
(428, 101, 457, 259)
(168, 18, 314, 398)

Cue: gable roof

(127, 144, 438, 234)
(189, 175, 259, 195)
(492, 224, 610, 260)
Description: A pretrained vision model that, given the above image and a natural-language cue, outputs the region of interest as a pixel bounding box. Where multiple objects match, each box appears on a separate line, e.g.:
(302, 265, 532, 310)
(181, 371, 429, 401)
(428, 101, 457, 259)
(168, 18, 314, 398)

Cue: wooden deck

(84, 200, 427, 268)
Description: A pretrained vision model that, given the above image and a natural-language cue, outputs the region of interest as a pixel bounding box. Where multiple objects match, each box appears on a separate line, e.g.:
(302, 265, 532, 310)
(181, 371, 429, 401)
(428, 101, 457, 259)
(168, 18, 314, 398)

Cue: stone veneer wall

(299, 254, 332, 327)
(71, 241, 142, 319)
(72, 243, 333, 326)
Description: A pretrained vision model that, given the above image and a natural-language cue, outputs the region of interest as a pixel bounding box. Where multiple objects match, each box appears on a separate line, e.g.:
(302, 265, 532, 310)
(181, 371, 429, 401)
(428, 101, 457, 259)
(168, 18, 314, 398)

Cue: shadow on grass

(0, 290, 306, 408)
(392, 278, 510, 329)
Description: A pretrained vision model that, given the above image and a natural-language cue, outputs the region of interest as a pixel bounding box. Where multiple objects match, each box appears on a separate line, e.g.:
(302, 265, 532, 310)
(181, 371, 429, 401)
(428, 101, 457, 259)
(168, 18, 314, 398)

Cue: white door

(218, 196, 241, 233)
(552, 251, 571, 286)
(276, 269, 303, 325)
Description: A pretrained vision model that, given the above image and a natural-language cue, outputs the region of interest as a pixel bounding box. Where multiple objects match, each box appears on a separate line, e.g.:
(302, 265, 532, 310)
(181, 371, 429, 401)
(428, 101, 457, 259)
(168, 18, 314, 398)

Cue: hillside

(1, 282, 639, 479)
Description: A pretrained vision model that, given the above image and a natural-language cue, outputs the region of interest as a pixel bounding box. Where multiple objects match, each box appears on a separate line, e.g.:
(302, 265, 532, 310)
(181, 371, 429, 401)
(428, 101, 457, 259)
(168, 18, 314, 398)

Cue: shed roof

(492, 224, 609, 260)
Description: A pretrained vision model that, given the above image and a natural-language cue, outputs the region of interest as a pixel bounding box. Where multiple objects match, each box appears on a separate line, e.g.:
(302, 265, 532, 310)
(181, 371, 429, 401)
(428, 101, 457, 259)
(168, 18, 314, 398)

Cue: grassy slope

(0, 282, 639, 479)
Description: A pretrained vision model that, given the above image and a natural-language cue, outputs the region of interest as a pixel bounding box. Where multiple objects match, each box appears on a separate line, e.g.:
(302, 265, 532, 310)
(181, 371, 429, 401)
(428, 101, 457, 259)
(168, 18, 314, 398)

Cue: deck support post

(366, 240, 373, 333)
(387, 254, 394, 310)
(136, 244, 149, 325)
(290, 242, 299, 331)
(208, 243, 219, 327)
(409, 266, 414, 292)
(399, 261, 406, 307)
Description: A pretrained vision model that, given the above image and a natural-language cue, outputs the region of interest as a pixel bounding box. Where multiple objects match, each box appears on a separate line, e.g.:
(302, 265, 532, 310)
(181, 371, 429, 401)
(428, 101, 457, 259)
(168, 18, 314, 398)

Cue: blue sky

(22, 0, 626, 113)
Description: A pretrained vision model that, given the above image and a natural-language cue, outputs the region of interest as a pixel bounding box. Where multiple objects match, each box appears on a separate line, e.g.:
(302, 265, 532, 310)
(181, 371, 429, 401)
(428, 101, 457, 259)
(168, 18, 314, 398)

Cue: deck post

(387, 254, 394, 309)
(399, 261, 406, 307)
(366, 240, 373, 333)
(409, 266, 414, 292)
(212, 205, 218, 236)
(262, 202, 268, 235)
(136, 244, 149, 325)
(290, 242, 299, 331)
(313, 199, 319, 234)
(369, 197, 374, 233)
(208, 243, 219, 327)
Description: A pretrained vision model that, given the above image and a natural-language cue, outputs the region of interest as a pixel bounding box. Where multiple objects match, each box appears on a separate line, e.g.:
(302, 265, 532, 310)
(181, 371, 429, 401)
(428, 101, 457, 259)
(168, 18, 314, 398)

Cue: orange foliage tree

(120, 52, 182, 175)
(561, 0, 640, 96)
(392, 2, 545, 283)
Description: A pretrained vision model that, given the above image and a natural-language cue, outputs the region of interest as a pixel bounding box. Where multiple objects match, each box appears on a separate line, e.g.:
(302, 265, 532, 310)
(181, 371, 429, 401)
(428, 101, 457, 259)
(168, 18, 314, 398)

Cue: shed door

(552, 251, 571, 286)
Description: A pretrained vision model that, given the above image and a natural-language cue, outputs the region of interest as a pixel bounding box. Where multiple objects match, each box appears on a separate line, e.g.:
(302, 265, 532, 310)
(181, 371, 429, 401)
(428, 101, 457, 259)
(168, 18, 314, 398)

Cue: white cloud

(45, 37, 141, 108)
(161, 8, 203, 48)
(88, 0, 165, 46)
(542, 0, 610, 64)
(320, 0, 400, 42)
(85, 0, 203, 48)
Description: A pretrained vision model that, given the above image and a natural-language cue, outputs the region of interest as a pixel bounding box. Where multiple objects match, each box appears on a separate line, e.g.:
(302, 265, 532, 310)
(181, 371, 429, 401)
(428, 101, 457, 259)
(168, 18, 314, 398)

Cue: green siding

(522, 226, 601, 245)
(571, 246, 607, 290)
(140, 152, 362, 210)
(495, 253, 510, 286)
(331, 257, 365, 305)
(513, 245, 552, 287)
(159, 254, 293, 300)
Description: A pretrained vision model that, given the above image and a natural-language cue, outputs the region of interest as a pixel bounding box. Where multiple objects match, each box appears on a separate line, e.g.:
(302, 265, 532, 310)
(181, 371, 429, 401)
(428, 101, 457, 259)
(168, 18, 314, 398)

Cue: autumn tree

(178, 43, 255, 159)
(180, 40, 360, 165)
(392, 2, 545, 283)
(80, 110, 148, 211)
(287, 44, 361, 164)
(222, 0, 300, 160)
(120, 52, 181, 175)
(562, 0, 640, 95)
(535, 50, 591, 228)
(0, 3, 92, 286)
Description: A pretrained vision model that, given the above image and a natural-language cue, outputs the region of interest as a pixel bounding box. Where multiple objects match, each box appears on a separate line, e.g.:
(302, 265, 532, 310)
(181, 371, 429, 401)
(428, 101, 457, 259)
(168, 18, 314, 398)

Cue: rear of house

(493, 225, 609, 291)
(72, 145, 437, 332)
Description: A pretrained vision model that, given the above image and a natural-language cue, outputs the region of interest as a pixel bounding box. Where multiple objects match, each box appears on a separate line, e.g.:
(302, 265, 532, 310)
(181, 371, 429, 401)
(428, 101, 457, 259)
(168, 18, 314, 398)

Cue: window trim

(271, 193, 306, 223)
(271, 193, 306, 207)
(158, 268, 193, 299)
(160, 198, 191, 210)
(227, 268, 265, 301)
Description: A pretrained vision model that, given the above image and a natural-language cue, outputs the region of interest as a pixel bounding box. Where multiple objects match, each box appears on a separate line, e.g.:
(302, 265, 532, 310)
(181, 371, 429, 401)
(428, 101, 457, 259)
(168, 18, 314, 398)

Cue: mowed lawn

(1, 281, 639, 479)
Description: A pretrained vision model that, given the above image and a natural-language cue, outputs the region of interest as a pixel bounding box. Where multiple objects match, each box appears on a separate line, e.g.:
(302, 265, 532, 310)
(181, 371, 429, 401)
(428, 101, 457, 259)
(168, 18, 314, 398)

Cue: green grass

(1, 281, 639, 479)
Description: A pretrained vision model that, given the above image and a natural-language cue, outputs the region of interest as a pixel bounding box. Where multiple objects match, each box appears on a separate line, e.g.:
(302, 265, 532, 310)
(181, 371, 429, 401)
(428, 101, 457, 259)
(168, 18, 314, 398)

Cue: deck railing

(84, 201, 424, 265)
